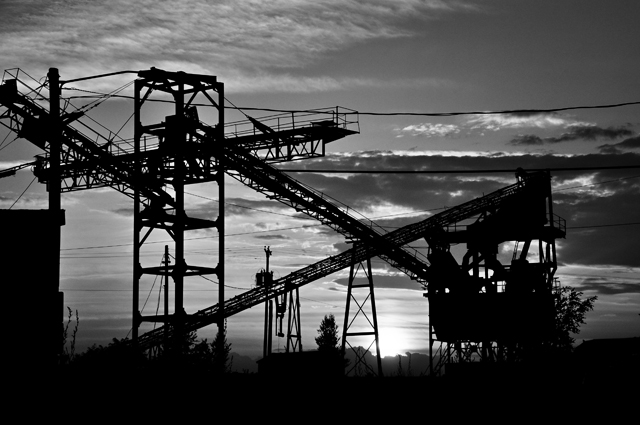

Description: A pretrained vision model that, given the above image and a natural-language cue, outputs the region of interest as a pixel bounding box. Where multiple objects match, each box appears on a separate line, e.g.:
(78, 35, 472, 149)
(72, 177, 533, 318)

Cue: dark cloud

(109, 150, 640, 268)
(334, 275, 423, 291)
(509, 125, 634, 146)
(281, 150, 640, 267)
(253, 234, 290, 240)
(333, 242, 351, 253)
(113, 197, 285, 220)
(504, 111, 559, 118)
(221, 197, 292, 218)
(553, 174, 640, 267)
(294, 170, 507, 214)
(111, 207, 133, 217)
(509, 134, 544, 146)
(577, 277, 640, 295)
(597, 135, 640, 154)
(553, 125, 633, 142)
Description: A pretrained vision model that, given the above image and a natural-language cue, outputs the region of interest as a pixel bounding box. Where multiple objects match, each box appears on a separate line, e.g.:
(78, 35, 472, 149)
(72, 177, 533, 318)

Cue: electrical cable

(7, 175, 37, 209)
(567, 222, 640, 230)
(57, 213, 640, 253)
(280, 165, 640, 174)
(63, 289, 221, 292)
(63, 81, 138, 151)
(554, 174, 640, 192)
(55, 93, 640, 116)
(299, 296, 340, 309)
(0, 136, 19, 153)
(184, 190, 316, 220)
(227, 101, 640, 116)
(0, 131, 12, 150)
(199, 274, 252, 290)
(153, 273, 163, 331)
(140, 256, 163, 314)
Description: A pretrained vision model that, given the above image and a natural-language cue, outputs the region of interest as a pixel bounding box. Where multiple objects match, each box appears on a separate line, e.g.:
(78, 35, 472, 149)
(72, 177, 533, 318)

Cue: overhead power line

(568, 221, 640, 230)
(280, 165, 640, 174)
(229, 101, 640, 116)
(8, 176, 37, 209)
(61, 90, 640, 116)
(555, 174, 640, 191)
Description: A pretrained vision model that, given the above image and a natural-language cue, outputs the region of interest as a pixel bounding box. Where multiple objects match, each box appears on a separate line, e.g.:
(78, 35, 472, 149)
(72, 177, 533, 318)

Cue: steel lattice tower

(132, 69, 225, 348)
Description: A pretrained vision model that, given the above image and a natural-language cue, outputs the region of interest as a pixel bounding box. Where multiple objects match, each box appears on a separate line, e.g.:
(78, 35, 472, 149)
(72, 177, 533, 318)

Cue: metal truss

(134, 172, 552, 351)
(0, 67, 365, 355)
(2, 68, 567, 375)
(286, 288, 303, 353)
(0, 72, 173, 208)
(341, 252, 382, 377)
(131, 69, 227, 347)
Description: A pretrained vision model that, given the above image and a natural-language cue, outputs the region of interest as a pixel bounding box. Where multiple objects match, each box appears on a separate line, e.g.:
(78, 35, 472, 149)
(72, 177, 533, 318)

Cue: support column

(48, 68, 63, 366)
(163, 245, 170, 351)
(286, 288, 302, 353)
(132, 79, 142, 345)
(341, 247, 382, 377)
(173, 85, 185, 322)
(262, 246, 272, 358)
(217, 83, 225, 330)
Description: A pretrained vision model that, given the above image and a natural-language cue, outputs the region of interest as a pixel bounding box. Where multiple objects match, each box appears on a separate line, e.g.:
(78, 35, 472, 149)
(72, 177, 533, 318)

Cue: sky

(1, 0, 639, 361)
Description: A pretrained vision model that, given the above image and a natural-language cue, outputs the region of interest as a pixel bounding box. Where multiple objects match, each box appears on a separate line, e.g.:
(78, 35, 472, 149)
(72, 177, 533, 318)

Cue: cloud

(0, 0, 474, 92)
(111, 207, 134, 217)
(0, 160, 36, 170)
(508, 134, 544, 146)
(400, 113, 610, 141)
(0, 193, 47, 209)
(334, 274, 423, 291)
(509, 125, 634, 146)
(253, 234, 290, 240)
(284, 149, 640, 267)
(227, 74, 451, 94)
(553, 125, 634, 142)
(468, 112, 572, 131)
(597, 135, 640, 154)
(399, 123, 461, 138)
(577, 277, 640, 295)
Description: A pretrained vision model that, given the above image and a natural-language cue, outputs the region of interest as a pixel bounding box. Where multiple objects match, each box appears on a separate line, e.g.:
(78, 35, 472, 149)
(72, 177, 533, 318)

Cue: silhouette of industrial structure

(0, 68, 565, 376)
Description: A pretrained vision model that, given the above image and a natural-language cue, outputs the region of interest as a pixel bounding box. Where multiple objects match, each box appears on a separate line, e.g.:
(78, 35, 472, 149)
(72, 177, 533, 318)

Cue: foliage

(211, 320, 233, 374)
(315, 313, 340, 354)
(70, 328, 234, 375)
(316, 313, 350, 373)
(60, 307, 79, 366)
(551, 285, 597, 353)
(396, 353, 413, 377)
(188, 321, 233, 374)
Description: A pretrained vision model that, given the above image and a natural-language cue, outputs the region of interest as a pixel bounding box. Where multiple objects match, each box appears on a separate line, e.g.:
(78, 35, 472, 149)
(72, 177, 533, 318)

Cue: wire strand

(54, 94, 640, 116)
(554, 174, 640, 192)
(8, 175, 37, 209)
(281, 165, 640, 174)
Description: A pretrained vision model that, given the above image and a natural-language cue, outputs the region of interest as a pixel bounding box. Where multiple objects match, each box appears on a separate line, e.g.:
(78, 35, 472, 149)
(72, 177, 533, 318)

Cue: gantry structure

(0, 68, 565, 376)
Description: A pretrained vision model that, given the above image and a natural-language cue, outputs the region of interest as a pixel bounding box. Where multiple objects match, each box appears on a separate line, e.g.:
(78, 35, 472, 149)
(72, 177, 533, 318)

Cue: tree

(211, 320, 233, 374)
(315, 313, 340, 354)
(188, 321, 233, 374)
(551, 285, 597, 353)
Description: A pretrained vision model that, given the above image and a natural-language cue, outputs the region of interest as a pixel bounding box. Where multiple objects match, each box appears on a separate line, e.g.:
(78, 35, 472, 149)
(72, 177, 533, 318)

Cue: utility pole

(263, 246, 272, 358)
(163, 245, 170, 352)
(48, 68, 63, 366)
